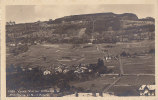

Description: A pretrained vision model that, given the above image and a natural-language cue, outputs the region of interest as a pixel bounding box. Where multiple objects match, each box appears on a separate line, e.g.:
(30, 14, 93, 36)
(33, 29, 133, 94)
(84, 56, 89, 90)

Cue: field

(7, 40, 154, 71)
(122, 55, 154, 74)
(69, 75, 119, 91)
(6, 40, 155, 96)
(7, 43, 102, 70)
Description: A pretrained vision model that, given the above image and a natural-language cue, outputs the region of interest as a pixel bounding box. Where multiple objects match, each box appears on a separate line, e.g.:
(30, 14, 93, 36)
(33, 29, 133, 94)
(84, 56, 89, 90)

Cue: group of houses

(43, 64, 70, 75)
(8, 42, 25, 47)
(8, 40, 43, 48)
(74, 64, 93, 74)
(6, 21, 16, 26)
(10, 62, 96, 76)
(42, 63, 95, 76)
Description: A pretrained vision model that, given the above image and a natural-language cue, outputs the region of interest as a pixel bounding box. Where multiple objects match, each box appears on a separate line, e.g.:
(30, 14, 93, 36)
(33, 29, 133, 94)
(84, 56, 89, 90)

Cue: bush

(120, 51, 127, 56)
(9, 44, 29, 56)
(149, 49, 155, 54)
(120, 51, 130, 57)
(47, 19, 53, 24)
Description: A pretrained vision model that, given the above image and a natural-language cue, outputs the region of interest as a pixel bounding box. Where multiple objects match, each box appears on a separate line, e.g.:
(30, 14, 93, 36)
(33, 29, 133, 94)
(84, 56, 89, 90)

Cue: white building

(9, 43, 16, 46)
(139, 85, 155, 96)
(78, 93, 93, 97)
(28, 68, 33, 71)
(43, 70, 51, 75)
(63, 69, 69, 73)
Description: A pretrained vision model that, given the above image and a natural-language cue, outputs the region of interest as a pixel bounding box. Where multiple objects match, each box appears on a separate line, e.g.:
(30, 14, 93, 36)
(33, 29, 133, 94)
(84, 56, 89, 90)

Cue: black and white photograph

(5, 4, 155, 97)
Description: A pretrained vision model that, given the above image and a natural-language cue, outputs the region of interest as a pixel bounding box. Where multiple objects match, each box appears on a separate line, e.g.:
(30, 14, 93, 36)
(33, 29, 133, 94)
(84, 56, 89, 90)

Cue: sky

(6, 4, 155, 23)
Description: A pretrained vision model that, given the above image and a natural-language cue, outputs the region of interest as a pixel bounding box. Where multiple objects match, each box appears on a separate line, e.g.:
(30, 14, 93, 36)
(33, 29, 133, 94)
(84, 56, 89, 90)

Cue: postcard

(1, 0, 158, 100)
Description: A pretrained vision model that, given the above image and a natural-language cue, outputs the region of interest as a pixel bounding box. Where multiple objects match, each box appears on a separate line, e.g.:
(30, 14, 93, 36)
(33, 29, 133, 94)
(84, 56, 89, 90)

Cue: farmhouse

(63, 69, 69, 74)
(105, 56, 112, 62)
(28, 68, 33, 71)
(9, 43, 16, 47)
(105, 56, 112, 60)
(78, 93, 93, 97)
(18, 42, 22, 45)
(139, 85, 155, 96)
(56, 67, 63, 73)
(21, 68, 26, 71)
(43, 70, 51, 75)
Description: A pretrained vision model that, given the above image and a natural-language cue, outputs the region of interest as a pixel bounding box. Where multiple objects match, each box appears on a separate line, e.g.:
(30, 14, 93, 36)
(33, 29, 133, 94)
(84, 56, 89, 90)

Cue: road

(103, 77, 121, 92)
(123, 74, 155, 76)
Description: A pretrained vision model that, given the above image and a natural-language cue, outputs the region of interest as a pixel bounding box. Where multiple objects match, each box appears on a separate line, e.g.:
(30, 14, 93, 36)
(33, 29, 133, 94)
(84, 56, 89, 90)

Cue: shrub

(149, 49, 155, 54)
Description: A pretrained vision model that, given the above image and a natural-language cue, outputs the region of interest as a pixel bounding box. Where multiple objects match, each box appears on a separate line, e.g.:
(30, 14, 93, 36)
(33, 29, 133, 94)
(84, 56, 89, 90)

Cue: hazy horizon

(6, 4, 155, 23)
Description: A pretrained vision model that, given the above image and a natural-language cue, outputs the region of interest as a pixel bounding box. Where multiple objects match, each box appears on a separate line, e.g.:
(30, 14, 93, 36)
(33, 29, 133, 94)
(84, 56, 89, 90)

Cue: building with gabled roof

(139, 85, 155, 96)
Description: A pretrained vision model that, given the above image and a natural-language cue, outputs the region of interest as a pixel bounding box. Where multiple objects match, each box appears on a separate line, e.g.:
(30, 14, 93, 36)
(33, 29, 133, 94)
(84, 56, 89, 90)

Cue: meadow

(6, 40, 155, 96)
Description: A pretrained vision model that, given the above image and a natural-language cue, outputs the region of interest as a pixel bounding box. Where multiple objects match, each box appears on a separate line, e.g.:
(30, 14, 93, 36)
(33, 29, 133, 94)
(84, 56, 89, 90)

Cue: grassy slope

(7, 40, 154, 72)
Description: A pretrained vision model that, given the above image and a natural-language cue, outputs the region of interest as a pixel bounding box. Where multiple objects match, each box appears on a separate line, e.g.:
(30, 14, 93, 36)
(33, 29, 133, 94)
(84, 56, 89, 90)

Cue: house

(81, 67, 87, 70)
(9, 43, 16, 46)
(56, 67, 63, 73)
(122, 37, 129, 42)
(88, 43, 93, 45)
(102, 92, 114, 97)
(88, 69, 92, 72)
(63, 69, 69, 73)
(77, 93, 93, 97)
(43, 70, 51, 75)
(28, 68, 33, 71)
(119, 35, 129, 42)
(74, 70, 82, 74)
(21, 68, 25, 71)
(18, 42, 22, 45)
(105, 56, 112, 62)
(139, 85, 155, 96)
(105, 56, 111, 60)
(62, 21, 65, 23)
(79, 21, 83, 23)
(80, 67, 88, 73)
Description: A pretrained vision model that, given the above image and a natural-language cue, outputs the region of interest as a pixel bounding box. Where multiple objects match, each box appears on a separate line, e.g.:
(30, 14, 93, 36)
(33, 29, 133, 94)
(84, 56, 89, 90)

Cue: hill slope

(6, 12, 155, 44)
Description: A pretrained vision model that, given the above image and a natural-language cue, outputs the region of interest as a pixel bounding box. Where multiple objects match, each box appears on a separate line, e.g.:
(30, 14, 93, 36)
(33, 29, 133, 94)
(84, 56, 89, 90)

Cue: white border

(1, 0, 158, 100)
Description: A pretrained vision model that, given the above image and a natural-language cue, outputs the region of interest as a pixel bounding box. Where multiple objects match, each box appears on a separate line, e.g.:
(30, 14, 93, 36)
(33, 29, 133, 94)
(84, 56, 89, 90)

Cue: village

(6, 12, 155, 97)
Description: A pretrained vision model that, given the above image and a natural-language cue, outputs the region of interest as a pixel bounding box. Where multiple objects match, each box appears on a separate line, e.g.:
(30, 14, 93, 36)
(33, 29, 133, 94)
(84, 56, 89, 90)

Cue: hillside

(6, 12, 155, 44)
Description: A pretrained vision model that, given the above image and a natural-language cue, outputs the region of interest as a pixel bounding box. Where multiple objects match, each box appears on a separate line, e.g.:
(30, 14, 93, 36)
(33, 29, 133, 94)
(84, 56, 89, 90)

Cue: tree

(120, 51, 127, 57)
(149, 49, 155, 54)
(96, 58, 107, 74)
(7, 64, 15, 73)
(97, 58, 104, 67)
(57, 79, 70, 91)
(17, 66, 22, 72)
(47, 19, 53, 24)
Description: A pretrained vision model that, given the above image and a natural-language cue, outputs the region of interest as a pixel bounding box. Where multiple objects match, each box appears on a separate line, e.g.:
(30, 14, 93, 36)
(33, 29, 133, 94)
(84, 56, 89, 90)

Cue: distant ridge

(7, 12, 154, 24)
(53, 12, 139, 24)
